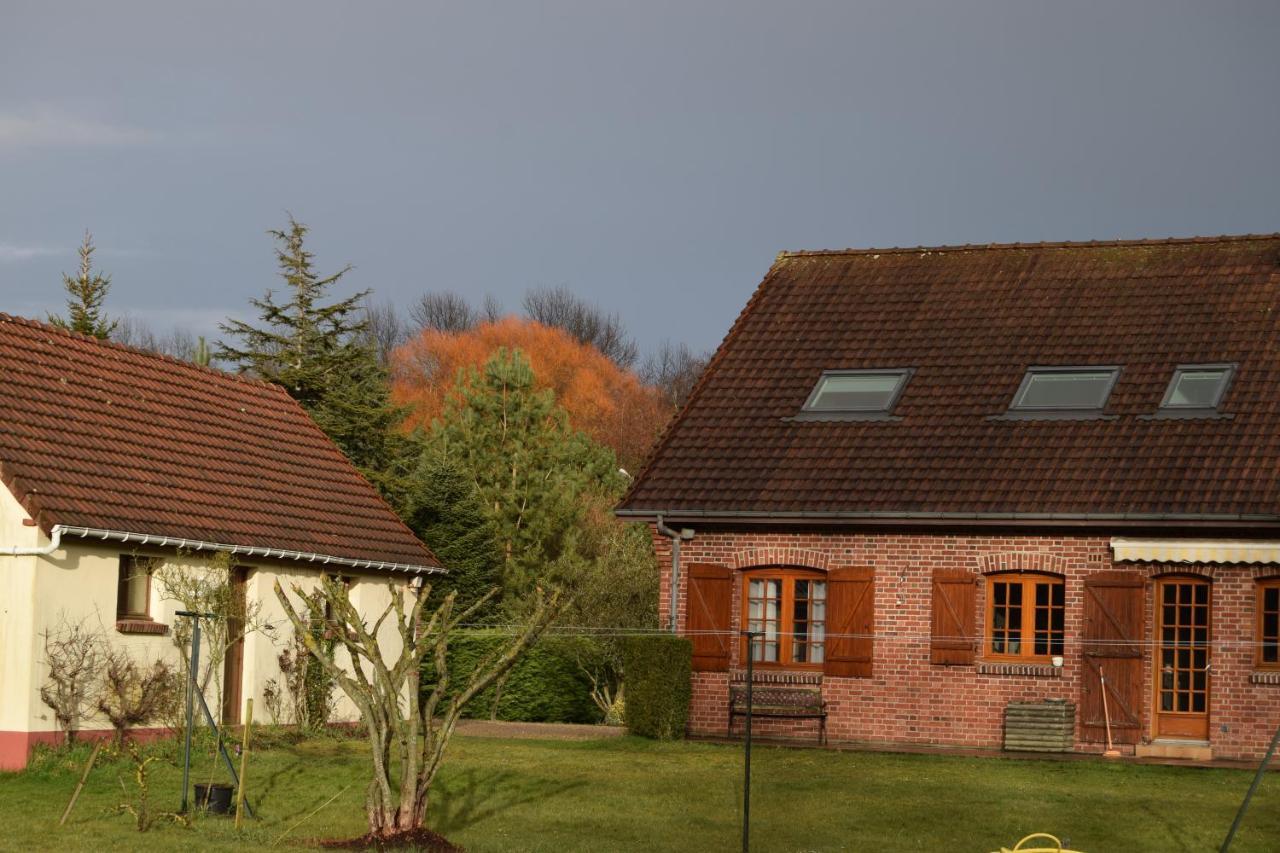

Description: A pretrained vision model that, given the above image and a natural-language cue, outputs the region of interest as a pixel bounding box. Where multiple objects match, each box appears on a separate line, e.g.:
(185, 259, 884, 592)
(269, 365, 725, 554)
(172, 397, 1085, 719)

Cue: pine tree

(50, 231, 117, 339)
(217, 216, 410, 506)
(403, 453, 502, 616)
(428, 348, 621, 599)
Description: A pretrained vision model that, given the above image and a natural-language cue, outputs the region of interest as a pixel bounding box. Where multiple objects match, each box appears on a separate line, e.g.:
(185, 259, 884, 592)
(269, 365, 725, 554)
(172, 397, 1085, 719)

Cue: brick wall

(651, 526, 1280, 760)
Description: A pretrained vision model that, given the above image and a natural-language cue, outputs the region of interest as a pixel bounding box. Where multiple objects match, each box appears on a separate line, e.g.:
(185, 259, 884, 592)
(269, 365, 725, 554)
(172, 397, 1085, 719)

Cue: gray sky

(2, 1, 1278, 356)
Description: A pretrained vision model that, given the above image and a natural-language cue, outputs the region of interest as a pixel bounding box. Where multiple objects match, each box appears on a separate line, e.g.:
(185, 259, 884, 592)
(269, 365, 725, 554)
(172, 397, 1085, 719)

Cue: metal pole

(1221, 718, 1280, 852)
(743, 630, 759, 853)
(178, 610, 204, 814)
(191, 669, 255, 818)
(235, 698, 253, 828)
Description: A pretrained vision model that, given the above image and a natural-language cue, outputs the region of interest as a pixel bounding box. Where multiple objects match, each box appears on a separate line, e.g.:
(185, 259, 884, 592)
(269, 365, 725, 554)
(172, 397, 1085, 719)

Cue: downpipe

(0, 524, 63, 556)
(655, 515, 693, 634)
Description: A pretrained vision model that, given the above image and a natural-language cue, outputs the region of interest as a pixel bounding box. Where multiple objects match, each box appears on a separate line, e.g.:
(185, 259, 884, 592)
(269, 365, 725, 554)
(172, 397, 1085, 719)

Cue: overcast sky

(2, 1, 1278, 356)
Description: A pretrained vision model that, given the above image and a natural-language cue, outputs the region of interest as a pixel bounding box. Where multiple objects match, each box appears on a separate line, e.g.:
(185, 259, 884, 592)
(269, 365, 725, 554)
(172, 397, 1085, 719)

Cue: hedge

(424, 630, 601, 724)
(622, 635, 692, 739)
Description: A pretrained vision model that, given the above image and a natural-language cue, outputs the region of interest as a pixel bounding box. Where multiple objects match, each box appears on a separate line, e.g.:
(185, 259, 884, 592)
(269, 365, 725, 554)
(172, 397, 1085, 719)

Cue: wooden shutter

(825, 567, 874, 678)
(1081, 571, 1145, 744)
(931, 569, 977, 665)
(686, 563, 732, 672)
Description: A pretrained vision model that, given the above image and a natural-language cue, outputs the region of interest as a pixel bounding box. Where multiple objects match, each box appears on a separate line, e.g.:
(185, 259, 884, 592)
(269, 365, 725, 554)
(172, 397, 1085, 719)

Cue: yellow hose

(992, 832, 1087, 853)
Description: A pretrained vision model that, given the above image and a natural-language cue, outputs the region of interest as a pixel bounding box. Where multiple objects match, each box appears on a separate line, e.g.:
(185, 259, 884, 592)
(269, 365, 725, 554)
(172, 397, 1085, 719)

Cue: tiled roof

(0, 315, 441, 570)
(619, 234, 1280, 525)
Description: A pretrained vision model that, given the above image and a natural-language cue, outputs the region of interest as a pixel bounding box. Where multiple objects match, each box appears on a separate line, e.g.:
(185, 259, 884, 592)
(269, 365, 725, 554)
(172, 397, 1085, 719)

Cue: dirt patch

(317, 827, 463, 851)
(454, 719, 626, 740)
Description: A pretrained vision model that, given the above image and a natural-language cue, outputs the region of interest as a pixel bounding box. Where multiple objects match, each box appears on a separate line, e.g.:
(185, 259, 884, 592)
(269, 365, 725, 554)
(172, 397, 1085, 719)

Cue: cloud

(0, 244, 63, 262)
(0, 110, 157, 151)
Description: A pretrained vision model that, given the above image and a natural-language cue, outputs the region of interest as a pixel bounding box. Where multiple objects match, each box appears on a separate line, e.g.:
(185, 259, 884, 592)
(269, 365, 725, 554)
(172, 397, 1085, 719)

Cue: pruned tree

(95, 652, 180, 747)
(521, 286, 638, 368)
(409, 291, 478, 333)
(50, 231, 117, 339)
(39, 614, 107, 743)
(274, 575, 561, 838)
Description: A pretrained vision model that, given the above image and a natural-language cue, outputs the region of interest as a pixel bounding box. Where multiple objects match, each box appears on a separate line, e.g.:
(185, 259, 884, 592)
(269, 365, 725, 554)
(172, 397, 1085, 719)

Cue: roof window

(1159, 364, 1234, 413)
(801, 369, 912, 416)
(1009, 367, 1119, 413)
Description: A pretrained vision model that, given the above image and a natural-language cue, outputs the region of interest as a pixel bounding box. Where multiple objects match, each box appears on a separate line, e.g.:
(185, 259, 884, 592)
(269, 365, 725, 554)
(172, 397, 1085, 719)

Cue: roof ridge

(777, 232, 1280, 259)
(0, 312, 289, 396)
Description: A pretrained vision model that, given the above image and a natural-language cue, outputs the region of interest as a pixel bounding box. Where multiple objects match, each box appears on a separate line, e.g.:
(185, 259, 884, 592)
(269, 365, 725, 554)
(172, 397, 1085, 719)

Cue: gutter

(618, 509, 1280, 530)
(2, 524, 444, 575)
(0, 524, 64, 556)
(655, 515, 693, 634)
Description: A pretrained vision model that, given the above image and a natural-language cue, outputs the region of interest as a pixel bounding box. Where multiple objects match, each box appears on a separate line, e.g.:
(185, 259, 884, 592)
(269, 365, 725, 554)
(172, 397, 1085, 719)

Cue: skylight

(1160, 364, 1234, 412)
(1009, 367, 1119, 412)
(802, 369, 911, 414)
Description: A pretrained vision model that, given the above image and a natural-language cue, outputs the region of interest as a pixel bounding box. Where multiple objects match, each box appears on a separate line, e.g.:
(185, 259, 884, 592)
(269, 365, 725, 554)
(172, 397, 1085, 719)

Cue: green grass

(0, 734, 1276, 851)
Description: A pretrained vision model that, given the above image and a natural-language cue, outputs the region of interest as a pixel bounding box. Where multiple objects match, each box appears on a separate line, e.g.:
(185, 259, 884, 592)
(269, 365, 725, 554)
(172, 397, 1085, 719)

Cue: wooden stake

(59, 738, 104, 827)
(235, 698, 253, 828)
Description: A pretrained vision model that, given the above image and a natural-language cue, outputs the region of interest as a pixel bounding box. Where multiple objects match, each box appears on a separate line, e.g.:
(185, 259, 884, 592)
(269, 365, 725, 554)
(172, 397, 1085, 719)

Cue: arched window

(984, 573, 1064, 662)
(740, 568, 826, 668)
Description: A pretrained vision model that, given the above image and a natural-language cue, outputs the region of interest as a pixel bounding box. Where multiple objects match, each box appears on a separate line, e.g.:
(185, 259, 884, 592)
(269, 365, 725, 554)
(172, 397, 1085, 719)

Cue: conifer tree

(50, 231, 117, 339)
(404, 453, 502, 616)
(428, 348, 621, 599)
(217, 216, 410, 505)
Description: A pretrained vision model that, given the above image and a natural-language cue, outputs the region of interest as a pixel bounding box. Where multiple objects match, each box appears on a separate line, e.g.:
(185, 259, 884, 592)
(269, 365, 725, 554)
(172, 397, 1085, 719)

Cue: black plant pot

(193, 782, 235, 814)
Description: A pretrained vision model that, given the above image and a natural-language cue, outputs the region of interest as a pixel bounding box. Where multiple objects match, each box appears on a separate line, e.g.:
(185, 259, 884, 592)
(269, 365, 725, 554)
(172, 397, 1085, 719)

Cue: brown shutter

(931, 569, 977, 665)
(1080, 571, 1145, 744)
(825, 567, 874, 678)
(686, 563, 732, 672)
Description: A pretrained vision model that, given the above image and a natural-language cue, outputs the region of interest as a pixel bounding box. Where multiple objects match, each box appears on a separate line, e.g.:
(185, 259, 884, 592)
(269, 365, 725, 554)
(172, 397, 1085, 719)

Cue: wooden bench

(728, 676, 827, 745)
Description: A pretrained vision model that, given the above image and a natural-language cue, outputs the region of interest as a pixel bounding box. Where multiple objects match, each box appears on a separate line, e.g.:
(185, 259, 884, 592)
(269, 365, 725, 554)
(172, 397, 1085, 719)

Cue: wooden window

(985, 573, 1064, 662)
(1258, 579, 1280, 670)
(116, 555, 156, 619)
(740, 568, 827, 669)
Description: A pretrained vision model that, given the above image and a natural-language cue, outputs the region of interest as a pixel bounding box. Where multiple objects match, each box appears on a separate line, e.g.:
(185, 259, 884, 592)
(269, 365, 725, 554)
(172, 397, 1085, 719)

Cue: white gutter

(2, 524, 443, 575)
(0, 523, 64, 556)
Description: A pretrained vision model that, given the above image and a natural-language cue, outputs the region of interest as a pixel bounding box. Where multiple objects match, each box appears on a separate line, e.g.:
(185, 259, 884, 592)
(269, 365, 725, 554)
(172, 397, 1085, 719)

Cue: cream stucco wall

(1, 489, 422, 750)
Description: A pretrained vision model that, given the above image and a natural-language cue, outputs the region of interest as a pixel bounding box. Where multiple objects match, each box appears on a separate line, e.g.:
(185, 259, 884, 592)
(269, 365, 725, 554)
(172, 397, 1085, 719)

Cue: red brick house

(617, 234, 1280, 761)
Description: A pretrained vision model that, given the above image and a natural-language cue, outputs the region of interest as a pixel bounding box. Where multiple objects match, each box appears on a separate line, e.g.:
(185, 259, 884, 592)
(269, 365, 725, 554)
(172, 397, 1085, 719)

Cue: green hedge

(424, 630, 601, 724)
(622, 635, 692, 739)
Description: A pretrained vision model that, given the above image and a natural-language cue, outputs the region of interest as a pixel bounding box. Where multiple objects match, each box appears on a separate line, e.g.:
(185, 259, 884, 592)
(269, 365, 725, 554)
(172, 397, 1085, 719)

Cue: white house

(0, 314, 443, 769)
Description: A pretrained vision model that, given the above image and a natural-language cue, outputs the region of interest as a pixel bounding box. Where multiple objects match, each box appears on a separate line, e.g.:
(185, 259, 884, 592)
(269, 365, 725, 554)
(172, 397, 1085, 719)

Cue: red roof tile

(619, 234, 1280, 525)
(0, 315, 441, 570)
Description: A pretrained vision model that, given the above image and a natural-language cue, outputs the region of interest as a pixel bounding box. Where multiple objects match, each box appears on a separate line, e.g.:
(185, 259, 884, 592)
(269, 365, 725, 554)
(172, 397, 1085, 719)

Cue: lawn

(0, 733, 1276, 852)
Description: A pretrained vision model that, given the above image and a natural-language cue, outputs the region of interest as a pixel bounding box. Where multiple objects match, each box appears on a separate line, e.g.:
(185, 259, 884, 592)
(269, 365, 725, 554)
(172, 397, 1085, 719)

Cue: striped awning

(1110, 538, 1280, 564)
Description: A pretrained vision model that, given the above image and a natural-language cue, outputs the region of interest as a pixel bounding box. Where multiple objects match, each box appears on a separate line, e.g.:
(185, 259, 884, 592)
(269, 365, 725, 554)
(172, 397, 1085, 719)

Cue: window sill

(977, 660, 1061, 678)
(1250, 671, 1280, 686)
(115, 619, 169, 636)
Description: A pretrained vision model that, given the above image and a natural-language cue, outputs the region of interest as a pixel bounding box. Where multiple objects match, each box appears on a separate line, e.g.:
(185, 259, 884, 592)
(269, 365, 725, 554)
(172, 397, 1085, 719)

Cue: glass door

(1154, 578, 1210, 740)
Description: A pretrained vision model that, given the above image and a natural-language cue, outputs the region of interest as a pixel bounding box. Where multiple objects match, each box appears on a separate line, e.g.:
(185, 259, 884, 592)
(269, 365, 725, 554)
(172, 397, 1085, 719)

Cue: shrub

(621, 635, 691, 739)
(423, 630, 600, 723)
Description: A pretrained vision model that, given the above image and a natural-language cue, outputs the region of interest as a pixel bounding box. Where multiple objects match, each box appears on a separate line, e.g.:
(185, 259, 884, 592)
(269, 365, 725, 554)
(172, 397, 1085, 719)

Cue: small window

(1160, 364, 1234, 412)
(985, 574, 1064, 662)
(117, 555, 156, 620)
(1258, 579, 1280, 670)
(1010, 367, 1119, 411)
(802, 369, 911, 414)
(741, 569, 827, 667)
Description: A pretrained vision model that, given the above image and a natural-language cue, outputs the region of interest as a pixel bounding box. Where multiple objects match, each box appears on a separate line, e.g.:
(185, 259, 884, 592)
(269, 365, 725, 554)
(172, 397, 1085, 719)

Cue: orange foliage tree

(391, 318, 671, 470)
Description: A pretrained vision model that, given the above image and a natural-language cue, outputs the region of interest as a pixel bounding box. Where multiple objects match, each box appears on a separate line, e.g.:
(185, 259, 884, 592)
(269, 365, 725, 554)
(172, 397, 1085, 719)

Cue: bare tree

(96, 652, 181, 747)
(640, 340, 709, 408)
(409, 291, 478, 334)
(114, 316, 210, 364)
(480, 293, 504, 324)
(274, 576, 561, 839)
(39, 615, 107, 743)
(363, 299, 410, 365)
(521, 286, 638, 367)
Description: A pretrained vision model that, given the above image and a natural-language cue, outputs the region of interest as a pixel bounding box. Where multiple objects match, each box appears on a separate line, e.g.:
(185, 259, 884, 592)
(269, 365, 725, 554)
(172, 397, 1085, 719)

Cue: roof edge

(777, 232, 1280, 260)
(55, 524, 446, 575)
(616, 508, 1280, 529)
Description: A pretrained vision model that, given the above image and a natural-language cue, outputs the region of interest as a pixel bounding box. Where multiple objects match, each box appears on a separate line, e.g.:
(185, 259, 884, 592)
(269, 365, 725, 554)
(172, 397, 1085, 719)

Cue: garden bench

(727, 674, 827, 745)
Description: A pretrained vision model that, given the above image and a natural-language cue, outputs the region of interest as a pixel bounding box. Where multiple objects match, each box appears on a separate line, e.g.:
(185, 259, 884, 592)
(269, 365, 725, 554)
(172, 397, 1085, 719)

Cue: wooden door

(1154, 577, 1211, 740)
(1081, 572, 1144, 744)
(221, 567, 249, 725)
